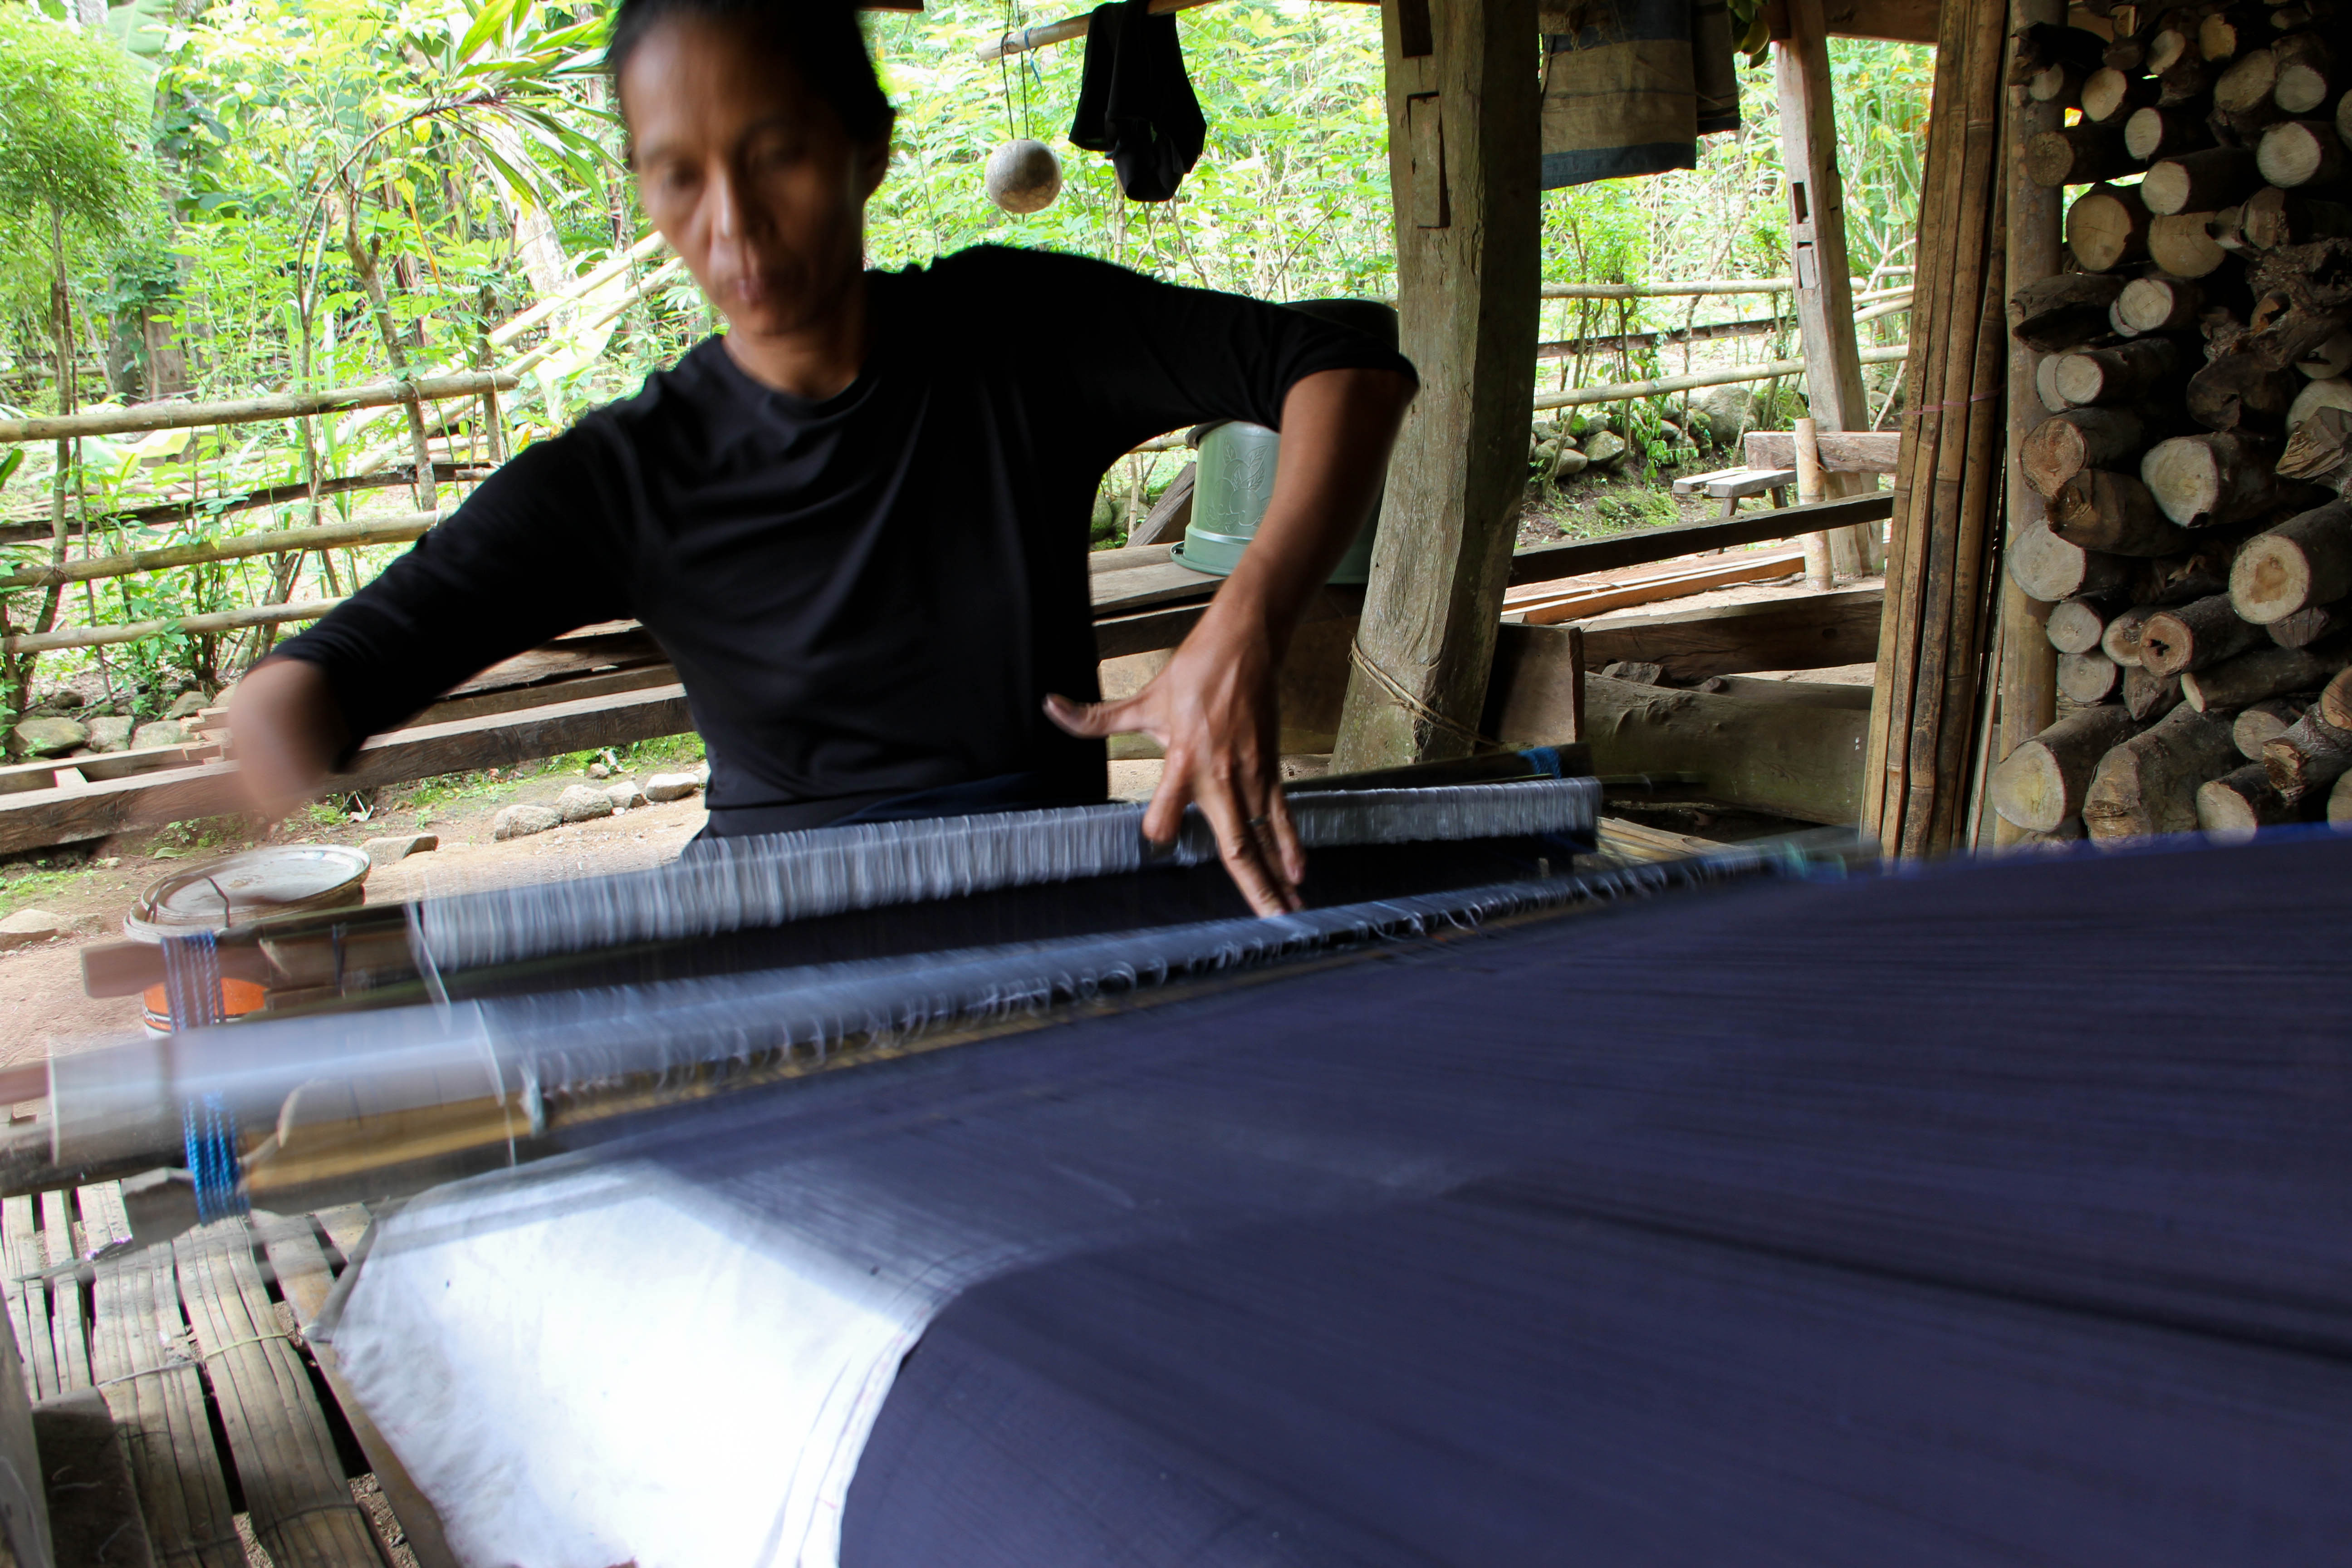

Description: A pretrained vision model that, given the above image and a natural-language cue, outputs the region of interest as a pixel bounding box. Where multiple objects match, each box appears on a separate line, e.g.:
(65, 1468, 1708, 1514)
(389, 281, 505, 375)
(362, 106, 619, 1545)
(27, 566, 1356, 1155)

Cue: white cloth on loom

(329, 1162, 951, 1568)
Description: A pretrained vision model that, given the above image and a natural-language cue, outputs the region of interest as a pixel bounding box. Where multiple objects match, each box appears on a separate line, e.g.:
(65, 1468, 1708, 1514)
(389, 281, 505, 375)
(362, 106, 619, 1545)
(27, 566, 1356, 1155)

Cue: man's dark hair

(607, 0, 895, 144)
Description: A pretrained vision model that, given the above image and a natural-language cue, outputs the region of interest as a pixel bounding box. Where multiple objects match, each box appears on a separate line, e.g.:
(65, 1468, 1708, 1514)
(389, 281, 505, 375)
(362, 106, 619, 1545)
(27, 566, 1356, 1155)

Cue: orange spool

(122, 845, 372, 1034)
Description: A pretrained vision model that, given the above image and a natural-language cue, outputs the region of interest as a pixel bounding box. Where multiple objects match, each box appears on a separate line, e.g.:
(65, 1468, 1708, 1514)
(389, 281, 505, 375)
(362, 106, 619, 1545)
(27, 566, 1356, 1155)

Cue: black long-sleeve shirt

(276, 246, 1414, 833)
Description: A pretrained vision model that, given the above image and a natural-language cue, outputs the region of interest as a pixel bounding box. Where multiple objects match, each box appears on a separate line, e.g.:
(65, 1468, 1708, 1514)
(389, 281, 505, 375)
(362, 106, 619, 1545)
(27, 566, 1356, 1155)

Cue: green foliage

(0, 11, 152, 236)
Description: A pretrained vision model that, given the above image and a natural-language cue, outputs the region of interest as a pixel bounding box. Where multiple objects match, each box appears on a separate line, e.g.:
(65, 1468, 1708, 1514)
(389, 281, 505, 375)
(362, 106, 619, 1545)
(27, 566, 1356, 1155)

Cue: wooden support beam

(1507, 492, 1894, 586)
(1776, 0, 1884, 576)
(1492, 590, 1885, 698)
(1333, 0, 1540, 768)
(1996, 0, 2067, 848)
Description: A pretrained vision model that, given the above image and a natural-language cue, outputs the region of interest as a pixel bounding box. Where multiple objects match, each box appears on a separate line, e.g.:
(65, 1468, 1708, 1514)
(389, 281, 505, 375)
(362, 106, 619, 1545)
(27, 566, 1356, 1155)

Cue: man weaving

(231, 0, 1416, 916)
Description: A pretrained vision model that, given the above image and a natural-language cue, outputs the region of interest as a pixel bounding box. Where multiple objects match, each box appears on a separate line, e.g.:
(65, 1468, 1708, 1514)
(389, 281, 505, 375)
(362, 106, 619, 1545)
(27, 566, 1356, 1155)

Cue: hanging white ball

(985, 138, 1063, 215)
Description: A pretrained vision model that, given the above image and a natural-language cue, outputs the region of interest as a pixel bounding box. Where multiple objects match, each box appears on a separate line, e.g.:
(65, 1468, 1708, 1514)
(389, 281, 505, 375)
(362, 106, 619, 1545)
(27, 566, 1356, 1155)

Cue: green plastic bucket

(1169, 298, 1396, 585)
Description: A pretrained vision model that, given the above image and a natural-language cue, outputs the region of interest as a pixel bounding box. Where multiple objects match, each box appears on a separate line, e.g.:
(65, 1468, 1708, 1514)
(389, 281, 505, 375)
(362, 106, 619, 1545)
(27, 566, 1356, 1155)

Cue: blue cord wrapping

(180, 1092, 247, 1225)
(161, 931, 245, 1222)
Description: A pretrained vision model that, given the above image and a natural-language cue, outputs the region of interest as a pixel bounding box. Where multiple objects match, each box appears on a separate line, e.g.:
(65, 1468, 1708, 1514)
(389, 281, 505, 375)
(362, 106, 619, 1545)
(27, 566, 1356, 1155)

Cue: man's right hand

(227, 657, 351, 823)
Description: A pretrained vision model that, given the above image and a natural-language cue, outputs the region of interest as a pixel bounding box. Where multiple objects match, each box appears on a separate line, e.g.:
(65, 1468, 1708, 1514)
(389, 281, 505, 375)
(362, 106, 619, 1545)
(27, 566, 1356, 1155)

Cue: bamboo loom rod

(0, 513, 443, 594)
(0, 372, 517, 446)
(1531, 343, 1909, 412)
(4, 597, 348, 655)
(978, 0, 1220, 59)
(485, 233, 668, 349)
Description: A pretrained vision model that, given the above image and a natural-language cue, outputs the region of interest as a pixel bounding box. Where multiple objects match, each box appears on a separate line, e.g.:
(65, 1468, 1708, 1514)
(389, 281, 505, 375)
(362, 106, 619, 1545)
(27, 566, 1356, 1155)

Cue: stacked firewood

(1993, 5, 2352, 843)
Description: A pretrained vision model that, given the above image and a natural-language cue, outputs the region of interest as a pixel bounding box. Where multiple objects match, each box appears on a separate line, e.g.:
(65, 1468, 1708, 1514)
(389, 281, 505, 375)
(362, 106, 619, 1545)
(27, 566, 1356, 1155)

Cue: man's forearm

(1199, 367, 1416, 652)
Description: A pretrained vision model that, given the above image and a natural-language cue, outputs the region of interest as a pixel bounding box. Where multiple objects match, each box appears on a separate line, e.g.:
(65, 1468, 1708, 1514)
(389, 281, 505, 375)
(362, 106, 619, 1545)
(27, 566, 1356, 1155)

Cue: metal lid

(125, 844, 371, 939)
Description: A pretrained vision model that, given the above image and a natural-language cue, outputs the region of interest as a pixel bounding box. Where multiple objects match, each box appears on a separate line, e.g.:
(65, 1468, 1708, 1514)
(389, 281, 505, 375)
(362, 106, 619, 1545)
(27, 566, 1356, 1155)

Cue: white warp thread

(413, 778, 1600, 973)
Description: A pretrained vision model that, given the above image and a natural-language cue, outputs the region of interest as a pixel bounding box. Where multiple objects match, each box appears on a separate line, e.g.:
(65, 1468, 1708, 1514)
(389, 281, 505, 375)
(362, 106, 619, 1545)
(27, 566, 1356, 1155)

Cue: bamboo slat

(0, 372, 515, 445)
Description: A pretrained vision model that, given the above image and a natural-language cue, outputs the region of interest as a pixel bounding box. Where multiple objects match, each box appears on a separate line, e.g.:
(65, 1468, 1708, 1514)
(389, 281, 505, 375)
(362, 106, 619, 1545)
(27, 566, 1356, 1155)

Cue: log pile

(1995, 2, 2352, 844)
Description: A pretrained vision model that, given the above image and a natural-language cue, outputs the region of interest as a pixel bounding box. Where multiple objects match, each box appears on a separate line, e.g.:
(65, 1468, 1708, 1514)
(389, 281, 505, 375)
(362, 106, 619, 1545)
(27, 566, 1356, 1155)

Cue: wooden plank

(255, 1213, 463, 1568)
(1333, 0, 1540, 768)
(0, 681, 696, 853)
(1505, 493, 1896, 587)
(173, 1225, 388, 1567)
(1087, 555, 1223, 614)
(38, 1191, 87, 1392)
(90, 1246, 242, 1567)
(1742, 430, 1902, 474)
(1504, 671, 1867, 824)
(1095, 583, 1364, 662)
(1490, 590, 1884, 702)
(75, 1182, 132, 1256)
(406, 662, 681, 729)
(312, 1205, 373, 1268)
(1504, 549, 1809, 624)
(1701, 469, 1799, 499)
(1597, 815, 1725, 861)
(1764, 0, 1941, 44)
(1, 1199, 54, 1402)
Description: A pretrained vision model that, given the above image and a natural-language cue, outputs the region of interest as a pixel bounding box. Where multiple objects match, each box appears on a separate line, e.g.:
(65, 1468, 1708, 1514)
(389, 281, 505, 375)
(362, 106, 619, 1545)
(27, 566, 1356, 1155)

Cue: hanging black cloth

(1068, 0, 1206, 202)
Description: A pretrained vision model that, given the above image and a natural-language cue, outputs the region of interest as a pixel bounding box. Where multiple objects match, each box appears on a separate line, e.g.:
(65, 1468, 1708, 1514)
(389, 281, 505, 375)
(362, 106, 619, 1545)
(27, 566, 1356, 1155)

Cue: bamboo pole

(1995, 0, 2066, 848)
(1534, 344, 1909, 412)
(3, 597, 347, 655)
(0, 513, 441, 594)
(1793, 417, 1834, 590)
(0, 372, 514, 446)
(1865, 0, 1975, 845)
(484, 232, 667, 348)
(978, 0, 1217, 60)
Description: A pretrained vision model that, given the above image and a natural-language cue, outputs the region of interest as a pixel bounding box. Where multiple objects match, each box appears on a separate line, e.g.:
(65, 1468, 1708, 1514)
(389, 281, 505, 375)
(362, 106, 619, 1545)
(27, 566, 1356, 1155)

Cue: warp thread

(416, 779, 1600, 973)
(158, 929, 225, 1031)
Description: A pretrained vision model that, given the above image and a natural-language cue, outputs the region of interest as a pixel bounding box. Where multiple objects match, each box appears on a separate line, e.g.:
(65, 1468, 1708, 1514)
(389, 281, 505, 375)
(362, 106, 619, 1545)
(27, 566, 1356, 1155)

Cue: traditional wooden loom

(0, 748, 2341, 1565)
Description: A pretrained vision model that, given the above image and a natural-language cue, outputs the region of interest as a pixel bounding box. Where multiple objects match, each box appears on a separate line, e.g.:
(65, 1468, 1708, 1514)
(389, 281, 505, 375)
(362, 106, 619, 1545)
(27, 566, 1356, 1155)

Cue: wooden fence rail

(0, 373, 516, 446)
(3, 597, 348, 655)
(0, 513, 443, 594)
(1533, 342, 1910, 412)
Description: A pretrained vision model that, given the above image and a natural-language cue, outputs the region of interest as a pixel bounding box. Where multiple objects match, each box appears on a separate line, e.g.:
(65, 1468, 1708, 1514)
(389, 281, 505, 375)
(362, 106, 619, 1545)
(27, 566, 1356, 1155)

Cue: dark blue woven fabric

(608, 833, 2350, 1565)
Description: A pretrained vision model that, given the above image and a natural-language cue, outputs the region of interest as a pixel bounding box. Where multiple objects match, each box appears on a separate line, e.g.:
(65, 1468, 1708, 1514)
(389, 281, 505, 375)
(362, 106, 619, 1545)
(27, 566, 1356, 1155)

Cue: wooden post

(1995, 0, 2066, 847)
(1793, 416, 1835, 590)
(1331, 0, 1541, 769)
(1774, 0, 1879, 575)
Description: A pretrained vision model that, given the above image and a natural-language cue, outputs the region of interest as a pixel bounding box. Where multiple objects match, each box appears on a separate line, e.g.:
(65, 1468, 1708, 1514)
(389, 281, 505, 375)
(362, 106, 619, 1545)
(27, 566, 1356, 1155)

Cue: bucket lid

(125, 843, 371, 940)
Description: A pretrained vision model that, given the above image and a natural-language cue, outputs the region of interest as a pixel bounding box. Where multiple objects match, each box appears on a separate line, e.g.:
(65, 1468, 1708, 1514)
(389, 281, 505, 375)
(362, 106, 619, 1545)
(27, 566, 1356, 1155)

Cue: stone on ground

(586, 761, 611, 779)
(556, 784, 616, 823)
(1583, 430, 1628, 468)
(13, 718, 87, 757)
(493, 803, 562, 841)
(606, 780, 648, 809)
(131, 720, 190, 750)
(85, 716, 134, 753)
(363, 833, 439, 867)
(164, 690, 211, 720)
(0, 909, 65, 950)
(645, 771, 701, 803)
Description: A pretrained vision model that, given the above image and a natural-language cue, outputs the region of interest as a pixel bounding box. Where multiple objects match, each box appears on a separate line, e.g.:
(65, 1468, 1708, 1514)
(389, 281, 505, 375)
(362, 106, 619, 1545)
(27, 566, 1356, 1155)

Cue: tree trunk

(2026, 124, 2135, 186)
(1990, 702, 2139, 831)
(2048, 469, 2193, 554)
(2185, 350, 2301, 432)
(2331, 767, 2352, 825)
(2269, 600, 2348, 647)
(2009, 272, 2126, 351)
(2256, 119, 2345, 189)
(2047, 589, 2130, 653)
(2229, 501, 2352, 623)
(2051, 337, 2177, 406)
(2141, 147, 2263, 214)
(2058, 649, 2123, 701)
(2125, 660, 2184, 720)
(2082, 700, 2240, 838)
(2138, 591, 2266, 677)
(2022, 408, 2147, 496)
(2233, 693, 2310, 757)
(2145, 214, 2227, 279)
(2141, 431, 2283, 525)
(2261, 704, 2352, 796)
(2274, 32, 2335, 113)
(2082, 65, 2159, 121)
(2323, 663, 2352, 730)
(2009, 515, 2135, 600)
(2101, 601, 2161, 665)
(2066, 183, 2150, 271)
(2122, 104, 2211, 159)
(2180, 639, 2350, 710)
(2195, 761, 2300, 838)
(2113, 276, 2204, 334)
(340, 191, 439, 515)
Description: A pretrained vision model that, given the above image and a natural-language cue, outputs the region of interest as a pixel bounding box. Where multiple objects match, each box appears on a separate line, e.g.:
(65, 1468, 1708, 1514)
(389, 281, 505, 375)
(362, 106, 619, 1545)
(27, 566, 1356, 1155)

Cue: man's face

(620, 15, 887, 343)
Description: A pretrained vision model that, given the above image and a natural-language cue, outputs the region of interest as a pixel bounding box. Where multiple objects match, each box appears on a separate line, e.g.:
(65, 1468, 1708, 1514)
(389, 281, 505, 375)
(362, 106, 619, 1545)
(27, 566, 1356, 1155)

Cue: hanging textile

(1068, 0, 1207, 202)
(1539, 0, 1740, 190)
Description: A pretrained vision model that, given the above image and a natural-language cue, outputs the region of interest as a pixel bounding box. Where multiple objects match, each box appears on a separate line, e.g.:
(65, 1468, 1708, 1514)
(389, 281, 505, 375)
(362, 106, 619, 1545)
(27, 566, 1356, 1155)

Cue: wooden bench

(1670, 465, 1800, 516)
